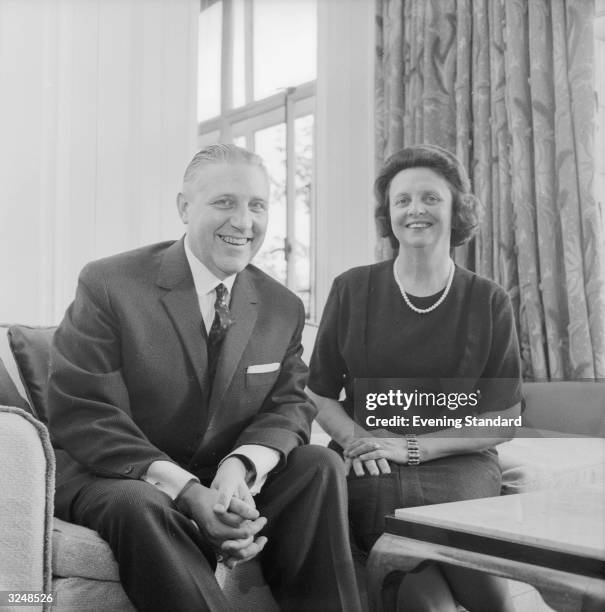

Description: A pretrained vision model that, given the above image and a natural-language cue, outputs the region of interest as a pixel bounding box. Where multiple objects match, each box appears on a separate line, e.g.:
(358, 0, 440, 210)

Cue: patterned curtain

(375, 0, 605, 381)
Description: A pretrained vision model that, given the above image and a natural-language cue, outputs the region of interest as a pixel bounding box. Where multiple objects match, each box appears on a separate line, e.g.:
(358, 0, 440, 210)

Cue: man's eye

(213, 199, 232, 208)
(250, 201, 267, 212)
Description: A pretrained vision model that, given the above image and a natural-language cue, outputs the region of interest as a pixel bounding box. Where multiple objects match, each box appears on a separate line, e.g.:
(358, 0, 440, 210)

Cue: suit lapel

(208, 270, 258, 413)
(157, 239, 209, 396)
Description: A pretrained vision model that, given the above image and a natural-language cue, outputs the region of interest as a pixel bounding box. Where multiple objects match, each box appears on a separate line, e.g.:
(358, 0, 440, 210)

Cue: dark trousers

(55, 445, 362, 612)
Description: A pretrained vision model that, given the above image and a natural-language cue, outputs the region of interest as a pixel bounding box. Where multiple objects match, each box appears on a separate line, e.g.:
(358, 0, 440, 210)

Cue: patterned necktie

(207, 283, 235, 385)
(212, 283, 235, 332)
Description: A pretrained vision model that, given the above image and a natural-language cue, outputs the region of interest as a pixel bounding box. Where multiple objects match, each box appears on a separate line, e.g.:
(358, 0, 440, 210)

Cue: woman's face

(388, 166, 453, 252)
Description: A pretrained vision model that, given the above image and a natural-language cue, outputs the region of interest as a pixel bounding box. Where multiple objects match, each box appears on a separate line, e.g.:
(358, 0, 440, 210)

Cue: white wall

(596, 5, 605, 235)
(0, 0, 375, 325)
(0, 0, 199, 325)
(315, 0, 376, 312)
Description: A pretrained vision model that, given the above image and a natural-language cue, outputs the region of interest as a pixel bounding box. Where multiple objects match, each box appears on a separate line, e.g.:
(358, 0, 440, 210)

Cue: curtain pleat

(374, 0, 605, 380)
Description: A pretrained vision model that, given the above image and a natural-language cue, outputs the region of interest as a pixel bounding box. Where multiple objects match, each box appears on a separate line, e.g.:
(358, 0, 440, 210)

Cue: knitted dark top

(308, 260, 522, 435)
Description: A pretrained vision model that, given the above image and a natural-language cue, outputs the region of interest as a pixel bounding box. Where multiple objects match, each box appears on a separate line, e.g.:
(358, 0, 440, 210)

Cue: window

(198, 0, 317, 318)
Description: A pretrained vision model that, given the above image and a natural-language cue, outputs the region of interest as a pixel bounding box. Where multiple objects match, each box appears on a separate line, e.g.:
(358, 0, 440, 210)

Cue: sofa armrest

(0, 406, 54, 602)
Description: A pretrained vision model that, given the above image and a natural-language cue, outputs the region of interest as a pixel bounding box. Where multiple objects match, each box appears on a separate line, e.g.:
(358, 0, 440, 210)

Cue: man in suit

(48, 144, 362, 612)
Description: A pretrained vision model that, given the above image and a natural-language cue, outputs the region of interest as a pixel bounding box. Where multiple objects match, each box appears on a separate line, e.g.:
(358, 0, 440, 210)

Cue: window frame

(198, 0, 317, 318)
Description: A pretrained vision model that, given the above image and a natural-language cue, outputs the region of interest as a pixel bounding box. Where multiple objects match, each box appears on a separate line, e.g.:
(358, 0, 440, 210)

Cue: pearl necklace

(393, 259, 455, 314)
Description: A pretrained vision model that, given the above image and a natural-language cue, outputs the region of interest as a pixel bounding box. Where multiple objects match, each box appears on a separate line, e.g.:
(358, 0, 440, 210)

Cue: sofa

(1, 322, 604, 611)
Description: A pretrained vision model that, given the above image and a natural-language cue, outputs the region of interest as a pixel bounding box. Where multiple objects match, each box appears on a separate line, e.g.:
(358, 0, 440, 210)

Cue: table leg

(367, 534, 605, 612)
(366, 534, 425, 612)
(536, 584, 605, 612)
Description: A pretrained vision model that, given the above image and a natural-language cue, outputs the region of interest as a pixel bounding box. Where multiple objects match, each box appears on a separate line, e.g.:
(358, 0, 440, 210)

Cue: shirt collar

(184, 237, 236, 297)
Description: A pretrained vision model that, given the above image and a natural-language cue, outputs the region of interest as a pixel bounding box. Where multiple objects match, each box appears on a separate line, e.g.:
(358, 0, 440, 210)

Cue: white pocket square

(246, 363, 280, 374)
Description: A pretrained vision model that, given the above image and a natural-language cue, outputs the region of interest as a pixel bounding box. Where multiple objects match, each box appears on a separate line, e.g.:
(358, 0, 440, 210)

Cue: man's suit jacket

(48, 238, 315, 503)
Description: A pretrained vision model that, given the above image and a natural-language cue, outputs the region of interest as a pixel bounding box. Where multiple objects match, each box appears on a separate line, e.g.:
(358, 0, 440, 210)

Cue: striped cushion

(0, 355, 30, 412)
(0, 325, 31, 411)
(8, 325, 56, 423)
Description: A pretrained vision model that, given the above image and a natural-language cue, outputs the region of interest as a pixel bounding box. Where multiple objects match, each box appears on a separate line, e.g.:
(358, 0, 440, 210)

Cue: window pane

(253, 0, 317, 100)
(294, 114, 314, 317)
(254, 123, 287, 284)
(232, 0, 246, 108)
(198, 2, 222, 121)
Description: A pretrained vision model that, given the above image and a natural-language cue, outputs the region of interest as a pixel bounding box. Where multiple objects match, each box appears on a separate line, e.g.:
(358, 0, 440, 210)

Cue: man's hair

(374, 144, 482, 248)
(183, 144, 267, 188)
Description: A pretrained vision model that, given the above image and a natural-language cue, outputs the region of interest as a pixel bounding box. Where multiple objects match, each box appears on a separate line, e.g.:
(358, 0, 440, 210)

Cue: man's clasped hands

(176, 457, 267, 569)
(176, 432, 409, 568)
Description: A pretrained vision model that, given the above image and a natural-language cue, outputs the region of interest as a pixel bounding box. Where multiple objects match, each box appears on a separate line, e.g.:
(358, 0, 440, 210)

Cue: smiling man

(177, 156, 269, 279)
(48, 145, 361, 612)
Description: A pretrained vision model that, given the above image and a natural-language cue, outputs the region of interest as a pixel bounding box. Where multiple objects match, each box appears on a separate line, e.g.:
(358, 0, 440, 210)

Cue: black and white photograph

(1, 1, 604, 611)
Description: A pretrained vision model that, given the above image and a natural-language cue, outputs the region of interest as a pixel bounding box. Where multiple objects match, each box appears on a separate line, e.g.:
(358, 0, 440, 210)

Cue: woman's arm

(416, 402, 520, 461)
(307, 389, 392, 476)
(307, 389, 357, 448)
(345, 403, 521, 465)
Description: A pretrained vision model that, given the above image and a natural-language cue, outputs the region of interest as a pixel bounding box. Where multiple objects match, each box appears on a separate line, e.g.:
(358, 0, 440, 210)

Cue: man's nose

(230, 204, 253, 230)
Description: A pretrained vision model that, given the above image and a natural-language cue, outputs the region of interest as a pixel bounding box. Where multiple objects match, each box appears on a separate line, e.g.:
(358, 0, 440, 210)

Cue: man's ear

(176, 192, 188, 224)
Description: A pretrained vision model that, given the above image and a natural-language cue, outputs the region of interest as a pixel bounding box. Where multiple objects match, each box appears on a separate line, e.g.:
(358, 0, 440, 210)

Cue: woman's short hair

(374, 144, 482, 249)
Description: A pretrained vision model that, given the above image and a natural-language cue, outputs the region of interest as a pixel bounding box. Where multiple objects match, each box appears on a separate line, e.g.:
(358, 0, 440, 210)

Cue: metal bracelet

(405, 434, 421, 465)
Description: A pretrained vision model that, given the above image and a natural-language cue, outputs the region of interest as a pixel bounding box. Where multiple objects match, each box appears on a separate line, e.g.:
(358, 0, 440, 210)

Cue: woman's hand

(344, 437, 409, 475)
(344, 455, 392, 476)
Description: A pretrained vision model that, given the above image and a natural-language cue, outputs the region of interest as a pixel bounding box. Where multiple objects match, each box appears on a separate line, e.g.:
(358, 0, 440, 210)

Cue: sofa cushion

(521, 381, 605, 436)
(499, 433, 605, 494)
(8, 325, 56, 424)
(52, 518, 120, 581)
(53, 576, 135, 612)
(53, 516, 280, 611)
(0, 326, 31, 409)
(0, 356, 31, 412)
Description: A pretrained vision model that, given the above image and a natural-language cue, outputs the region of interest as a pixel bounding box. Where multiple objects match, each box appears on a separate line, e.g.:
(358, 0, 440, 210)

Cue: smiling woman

(388, 167, 453, 257)
(308, 144, 522, 612)
(375, 145, 482, 257)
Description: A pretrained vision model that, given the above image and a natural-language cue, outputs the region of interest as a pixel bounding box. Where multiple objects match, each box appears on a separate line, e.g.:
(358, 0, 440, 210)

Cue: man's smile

(218, 234, 252, 246)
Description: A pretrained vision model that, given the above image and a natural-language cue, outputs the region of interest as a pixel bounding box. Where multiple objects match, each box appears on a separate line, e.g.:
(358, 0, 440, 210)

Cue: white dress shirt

(142, 237, 280, 498)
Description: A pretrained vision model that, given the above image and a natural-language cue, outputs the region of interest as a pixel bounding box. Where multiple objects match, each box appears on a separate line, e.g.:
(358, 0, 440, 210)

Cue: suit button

(124, 465, 134, 474)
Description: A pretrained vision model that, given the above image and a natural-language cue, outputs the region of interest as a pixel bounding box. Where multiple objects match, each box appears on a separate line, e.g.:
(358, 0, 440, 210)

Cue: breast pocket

(245, 369, 281, 388)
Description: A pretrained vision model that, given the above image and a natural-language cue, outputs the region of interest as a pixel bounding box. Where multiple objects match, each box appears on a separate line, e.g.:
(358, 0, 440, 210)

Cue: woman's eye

(394, 197, 410, 207)
(425, 194, 440, 204)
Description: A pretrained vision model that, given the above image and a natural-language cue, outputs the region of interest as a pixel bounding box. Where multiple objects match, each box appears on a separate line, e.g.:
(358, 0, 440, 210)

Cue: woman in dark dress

(307, 145, 521, 612)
